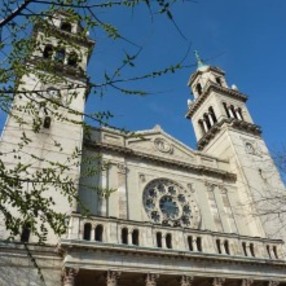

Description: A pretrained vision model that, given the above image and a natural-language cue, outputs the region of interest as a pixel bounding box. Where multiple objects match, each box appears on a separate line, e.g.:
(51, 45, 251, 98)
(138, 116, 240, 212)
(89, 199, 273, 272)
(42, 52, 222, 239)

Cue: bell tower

(0, 10, 94, 243)
(186, 52, 286, 239)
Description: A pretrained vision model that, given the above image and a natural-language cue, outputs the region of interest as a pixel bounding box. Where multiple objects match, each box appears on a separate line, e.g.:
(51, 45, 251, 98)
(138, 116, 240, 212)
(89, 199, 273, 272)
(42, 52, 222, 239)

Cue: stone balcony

(60, 213, 286, 286)
(65, 213, 283, 260)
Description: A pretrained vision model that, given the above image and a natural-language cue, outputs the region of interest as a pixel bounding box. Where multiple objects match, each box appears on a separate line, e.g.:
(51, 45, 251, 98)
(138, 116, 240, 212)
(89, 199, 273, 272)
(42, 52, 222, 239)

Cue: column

(235, 109, 242, 120)
(117, 163, 128, 219)
(180, 276, 193, 286)
(202, 119, 208, 132)
(228, 107, 235, 118)
(106, 271, 121, 286)
(208, 113, 214, 126)
(128, 230, 132, 245)
(63, 268, 78, 286)
(145, 274, 159, 286)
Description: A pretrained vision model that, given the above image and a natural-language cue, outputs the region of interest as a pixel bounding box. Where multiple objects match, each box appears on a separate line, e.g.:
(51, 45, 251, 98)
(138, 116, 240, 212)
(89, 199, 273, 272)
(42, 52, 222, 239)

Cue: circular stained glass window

(143, 179, 200, 228)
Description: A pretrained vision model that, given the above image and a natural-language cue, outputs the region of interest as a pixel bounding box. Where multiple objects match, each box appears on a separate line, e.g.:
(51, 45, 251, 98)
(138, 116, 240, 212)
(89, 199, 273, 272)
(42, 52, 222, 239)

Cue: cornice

(84, 140, 236, 182)
(186, 83, 248, 119)
(188, 66, 225, 86)
(34, 21, 95, 49)
(197, 119, 262, 151)
(60, 239, 286, 270)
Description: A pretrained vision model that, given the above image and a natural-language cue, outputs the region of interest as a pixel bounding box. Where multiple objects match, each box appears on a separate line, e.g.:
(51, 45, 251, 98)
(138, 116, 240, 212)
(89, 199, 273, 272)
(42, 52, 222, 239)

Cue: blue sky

(1, 0, 286, 154)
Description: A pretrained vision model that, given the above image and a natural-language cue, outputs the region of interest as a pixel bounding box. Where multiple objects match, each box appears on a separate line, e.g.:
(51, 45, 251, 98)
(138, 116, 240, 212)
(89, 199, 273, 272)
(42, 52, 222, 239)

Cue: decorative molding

(106, 271, 121, 286)
(145, 273, 159, 286)
(85, 140, 237, 182)
(197, 118, 261, 151)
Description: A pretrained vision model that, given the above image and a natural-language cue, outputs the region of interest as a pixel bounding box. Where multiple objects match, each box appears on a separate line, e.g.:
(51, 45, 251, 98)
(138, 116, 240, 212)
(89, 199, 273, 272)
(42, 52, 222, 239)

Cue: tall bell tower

(0, 10, 94, 243)
(186, 52, 285, 239)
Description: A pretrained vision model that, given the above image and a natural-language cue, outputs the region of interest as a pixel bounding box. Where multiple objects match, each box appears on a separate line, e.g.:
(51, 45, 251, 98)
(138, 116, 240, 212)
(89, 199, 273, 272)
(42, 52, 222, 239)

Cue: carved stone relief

(154, 137, 173, 154)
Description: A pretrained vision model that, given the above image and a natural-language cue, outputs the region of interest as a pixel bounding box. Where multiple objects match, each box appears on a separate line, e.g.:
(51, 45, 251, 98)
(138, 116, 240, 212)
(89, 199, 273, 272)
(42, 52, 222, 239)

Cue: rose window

(143, 179, 200, 228)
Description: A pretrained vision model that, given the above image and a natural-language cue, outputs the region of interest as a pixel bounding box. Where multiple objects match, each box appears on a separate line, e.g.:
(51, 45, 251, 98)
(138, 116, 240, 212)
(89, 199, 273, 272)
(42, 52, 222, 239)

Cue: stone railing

(66, 213, 284, 261)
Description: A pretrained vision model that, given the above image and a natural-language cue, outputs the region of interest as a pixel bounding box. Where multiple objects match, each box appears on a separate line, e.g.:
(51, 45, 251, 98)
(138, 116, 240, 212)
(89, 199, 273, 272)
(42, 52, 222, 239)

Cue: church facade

(1, 11, 286, 286)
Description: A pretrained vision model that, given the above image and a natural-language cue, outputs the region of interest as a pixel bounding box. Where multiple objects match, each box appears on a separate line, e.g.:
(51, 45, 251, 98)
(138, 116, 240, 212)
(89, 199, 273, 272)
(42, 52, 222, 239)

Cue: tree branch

(0, 0, 34, 28)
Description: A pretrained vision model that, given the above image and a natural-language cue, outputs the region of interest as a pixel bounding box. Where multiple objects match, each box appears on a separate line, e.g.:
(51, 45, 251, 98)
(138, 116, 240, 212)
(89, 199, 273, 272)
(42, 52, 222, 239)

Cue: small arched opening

(121, 227, 128, 244)
(43, 45, 53, 59)
(188, 236, 193, 251)
(156, 232, 162, 248)
(67, 52, 78, 67)
(196, 83, 203, 95)
(61, 22, 72, 32)
(196, 237, 202, 252)
(166, 233, 172, 249)
(95, 224, 103, 242)
(132, 229, 139, 246)
(83, 223, 91, 240)
(242, 242, 247, 256)
(224, 240, 230, 255)
(249, 243, 255, 257)
(20, 223, 31, 243)
(216, 239, 222, 254)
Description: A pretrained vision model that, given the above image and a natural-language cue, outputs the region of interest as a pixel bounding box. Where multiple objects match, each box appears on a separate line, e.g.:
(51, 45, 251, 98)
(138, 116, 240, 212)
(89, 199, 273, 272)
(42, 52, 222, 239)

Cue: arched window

(43, 45, 53, 59)
(166, 233, 172, 249)
(95, 224, 103, 242)
(55, 48, 65, 63)
(196, 237, 202, 252)
(83, 223, 91, 240)
(156, 232, 162, 248)
(188, 236, 193, 251)
(196, 83, 203, 95)
(20, 223, 31, 243)
(121, 227, 128, 244)
(216, 239, 222, 254)
(67, 52, 78, 67)
(132, 229, 139, 246)
(224, 240, 230, 255)
(61, 22, 72, 32)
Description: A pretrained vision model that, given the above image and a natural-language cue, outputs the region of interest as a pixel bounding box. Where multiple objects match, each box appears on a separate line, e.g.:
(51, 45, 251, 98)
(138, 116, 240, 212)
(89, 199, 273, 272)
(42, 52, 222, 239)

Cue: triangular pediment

(125, 125, 197, 164)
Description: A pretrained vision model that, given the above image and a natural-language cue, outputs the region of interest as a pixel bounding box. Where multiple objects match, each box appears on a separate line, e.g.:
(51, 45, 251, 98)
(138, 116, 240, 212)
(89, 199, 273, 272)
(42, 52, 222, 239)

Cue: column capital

(268, 281, 280, 286)
(145, 273, 159, 286)
(63, 268, 79, 286)
(106, 271, 121, 286)
(241, 279, 254, 286)
(213, 278, 226, 286)
(180, 275, 194, 286)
